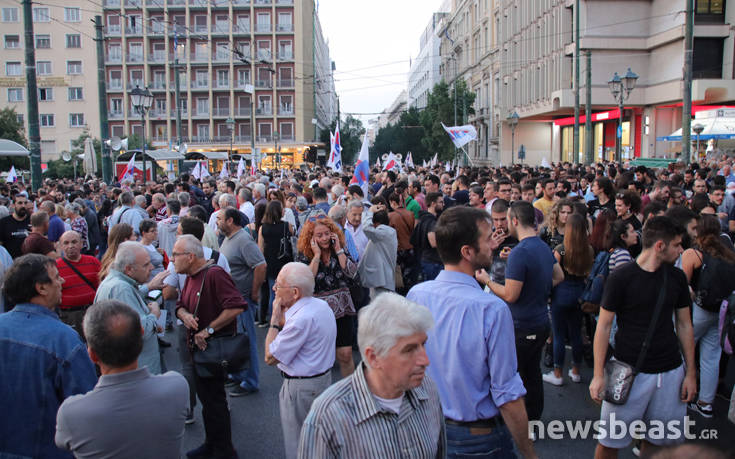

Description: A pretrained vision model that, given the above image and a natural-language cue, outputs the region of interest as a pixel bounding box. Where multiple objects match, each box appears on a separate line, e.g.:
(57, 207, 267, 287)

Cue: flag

(236, 157, 245, 178)
(119, 153, 136, 183)
(405, 152, 414, 169)
(441, 122, 478, 149)
(6, 165, 17, 183)
(199, 161, 210, 178)
(445, 161, 451, 172)
(375, 157, 381, 169)
(219, 161, 229, 179)
(430, 153, 438, 167)
(350, 133, 370, 197)
(382, 151, 399, 171)
(191, 161, 201, 180)
(41, 163, 47, 173)
(328, 123, 342, 172)
(422, 159, 427, 168)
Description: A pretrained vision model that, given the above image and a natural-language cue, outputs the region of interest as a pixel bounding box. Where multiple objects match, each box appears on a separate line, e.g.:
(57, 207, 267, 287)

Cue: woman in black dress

(257, 200, 294, 325)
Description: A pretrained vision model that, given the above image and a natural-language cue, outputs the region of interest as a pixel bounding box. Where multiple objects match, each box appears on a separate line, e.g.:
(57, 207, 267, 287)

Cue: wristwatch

(206, 327, 215, 335)
(335, 249, 345, 255)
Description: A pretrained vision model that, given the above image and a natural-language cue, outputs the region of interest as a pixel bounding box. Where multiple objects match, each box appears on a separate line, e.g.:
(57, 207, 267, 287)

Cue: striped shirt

(298, 363, 446, 459)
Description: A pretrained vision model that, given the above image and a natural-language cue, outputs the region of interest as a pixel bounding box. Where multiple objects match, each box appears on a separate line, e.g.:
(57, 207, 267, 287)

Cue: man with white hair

(150, 193, 168, 222)
(345, 200, 368, 260)
(298, 292, 445, 458)
(94, 241, 168, 374)
(108, 191, 144, 236)
(238, 187, 255, 224)
(327, 205, 359, 261)
(265, 262, 336, 459)
(133, 195, 148, 220)
(178, 191, 191, 216)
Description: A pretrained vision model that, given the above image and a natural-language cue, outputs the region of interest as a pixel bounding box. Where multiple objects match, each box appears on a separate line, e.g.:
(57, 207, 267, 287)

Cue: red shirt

(177, 264, 247, 335)
(21, 232, 55, 256)
(57, 255, 101, 309)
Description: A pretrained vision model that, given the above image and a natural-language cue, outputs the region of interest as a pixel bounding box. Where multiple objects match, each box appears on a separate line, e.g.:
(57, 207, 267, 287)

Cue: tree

(420, 80, 475, 161)
(319, 115, 365, 165)
(373, 107, 427, 163)
(45, 131, 102, 179)
(0, 107, 29, 171)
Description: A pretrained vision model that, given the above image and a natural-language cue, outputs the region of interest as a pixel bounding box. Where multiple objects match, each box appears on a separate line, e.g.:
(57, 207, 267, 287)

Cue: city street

(164, 326, 735, 458)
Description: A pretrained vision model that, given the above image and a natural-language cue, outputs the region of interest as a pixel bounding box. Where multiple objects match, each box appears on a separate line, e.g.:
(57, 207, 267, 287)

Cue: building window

(66, 34, 81, 48)
(37, 61, 52, 75)
(67, 60, 82, 75)
(693, 37, 724, 78)
(64, 7, 80, 22)
(35, 34, 51, 49)
(32, 7, 50, 23)
(40, 114, 54, 127)
(38, 87, 53, 101)
(4, 35, 19, 48)
(16, 113, 23, 124)
(2, 8, 18, 22)
(7, 88, 23, 102)
(68, 87, 83, 100)
(69, 113, 84, 127)
(695, 0, 726, 23)
(6, 62, 21, 76)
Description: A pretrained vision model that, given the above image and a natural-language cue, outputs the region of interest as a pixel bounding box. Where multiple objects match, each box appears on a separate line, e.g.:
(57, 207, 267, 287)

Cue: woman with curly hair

(681, 214, 735, 418)
(296, 214, 358, 377)
(540, 199, 573, 249)
(99, 223, 136, 280)
(589, 208, 617, 254)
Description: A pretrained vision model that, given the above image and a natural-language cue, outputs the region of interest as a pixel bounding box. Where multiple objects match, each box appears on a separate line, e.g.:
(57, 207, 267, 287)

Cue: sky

(317, 0, 445, 128)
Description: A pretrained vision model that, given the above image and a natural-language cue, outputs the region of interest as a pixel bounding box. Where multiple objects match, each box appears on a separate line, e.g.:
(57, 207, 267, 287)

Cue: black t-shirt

(490, 235, 519, 285)
(0, 214, 30, 258)
(588, 198, 615, 221)
(601, 262, 690, 373)
(453, 189, 469, 205)
(413, 211, 440, 264)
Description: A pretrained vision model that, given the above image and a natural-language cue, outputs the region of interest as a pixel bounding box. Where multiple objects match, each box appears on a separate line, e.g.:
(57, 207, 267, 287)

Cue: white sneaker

(568, 369, 581, 383)
(542, 371, 563, 386)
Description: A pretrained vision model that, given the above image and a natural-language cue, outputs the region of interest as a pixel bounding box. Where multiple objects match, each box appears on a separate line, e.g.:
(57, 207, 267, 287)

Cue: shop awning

(184, 151, 229, 160)
(630, 158, 678, 168)
(656, 114, 735, 141)
(0, 139, 30, 157)
(117, 149, 184, 161)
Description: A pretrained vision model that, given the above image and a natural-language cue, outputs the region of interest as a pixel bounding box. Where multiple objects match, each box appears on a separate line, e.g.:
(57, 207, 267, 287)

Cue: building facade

(408, 12, 447, 110)
(437, 0, 735, 166)
(0, 2, 100, 161)
(102, 0, 336, 168)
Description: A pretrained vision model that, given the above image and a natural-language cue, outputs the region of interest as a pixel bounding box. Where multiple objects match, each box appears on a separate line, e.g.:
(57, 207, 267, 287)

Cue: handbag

(603, 268, 667, 405)
(277, 222, 293, 262)
(189, 266, 251, 378)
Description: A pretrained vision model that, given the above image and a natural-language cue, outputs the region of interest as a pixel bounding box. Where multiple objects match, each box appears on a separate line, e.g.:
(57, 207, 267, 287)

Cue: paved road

(163, 327, 735, 458)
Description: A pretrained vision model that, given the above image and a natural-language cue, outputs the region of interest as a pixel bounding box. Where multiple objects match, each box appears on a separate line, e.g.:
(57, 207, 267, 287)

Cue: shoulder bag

(190, 266, 251, 378)
(603, 268, 667, 405)
(62, 258, 96, 292)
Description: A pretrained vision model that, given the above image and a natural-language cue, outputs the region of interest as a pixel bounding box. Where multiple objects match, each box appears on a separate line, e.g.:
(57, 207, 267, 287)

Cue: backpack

(694, 252, 735, 313)
(719, 291, 735, 355)
(579, 250, 612, 313)
(210, 249, 221, 265)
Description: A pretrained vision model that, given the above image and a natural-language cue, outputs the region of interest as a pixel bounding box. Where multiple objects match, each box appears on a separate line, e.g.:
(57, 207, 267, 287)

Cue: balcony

(234, 135, 252, 143)
(277, 79, 294, 88)
(107, 81, 123, 91)
(276, 0, 293, 4)
(255, 23, 271, 33)
(278, 106, 293, 116)
(145, 0, 164, 6)
(191, 80, 209, 89)
(213, 52, 230, 63)
(257, 135, 272, 143)
(126, 53, 144, 63)
(280, 134, 294, 142)
(277, 51, 293, 61)
(167, 0, 185, 7)
(236, 106, 251, 116)
(212, 25, 229, 35)
(234, 80, 251, 89)
(149, 109, 167, 118)
(190, 136, 212, 143)
(256, 106, 272, 116)
(104, 0, 121, 7)
(191, 53, 209, 63)
(213, 107, 231, 117)
(124, 0, 142, 7)
(149, 52, 166, 63)
(149, 81, 167, 90)
(190, 0, 208, 7)
(125, 26, 143, 36)
(276, 24, 293, 33)
(214, 79, 230, 89)
(194, 25, 208, 34)
(170, 109, 188, 117)
(233, 24, 250, 34)
(232, 0, 250, 5)
(255, 79, 272, 88)
(108, 111, 124, 119)
(147, 25, 165, 35)
(193, 110, 210, 118)
(254, 0, 271, 4)
(106, 25, 121, 36)
(128, 80, 144, 88)
(106, 54, 122, 63)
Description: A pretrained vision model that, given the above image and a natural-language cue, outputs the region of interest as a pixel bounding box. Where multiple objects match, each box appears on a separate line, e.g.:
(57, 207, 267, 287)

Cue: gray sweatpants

(279, 372, 331, 459)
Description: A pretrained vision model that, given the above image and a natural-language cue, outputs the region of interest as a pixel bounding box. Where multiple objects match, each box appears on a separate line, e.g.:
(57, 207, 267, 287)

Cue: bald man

(56, 231, 101, 337)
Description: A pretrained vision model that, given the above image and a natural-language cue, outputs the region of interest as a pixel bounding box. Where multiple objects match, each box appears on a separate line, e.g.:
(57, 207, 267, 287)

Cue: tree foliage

(319, 115, 365, 165)
(0, 107, 29, 171)
(374, 80, 476, 164)
(45, 130, 102, 179)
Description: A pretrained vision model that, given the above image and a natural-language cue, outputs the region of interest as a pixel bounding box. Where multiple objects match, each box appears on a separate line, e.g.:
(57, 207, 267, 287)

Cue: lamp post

(507, 111, 520, 165)
(129, 85, 153, 181)
(607, 68, 638, 163)
(692, 123, 704, 160)
(273, 131, 280, 170)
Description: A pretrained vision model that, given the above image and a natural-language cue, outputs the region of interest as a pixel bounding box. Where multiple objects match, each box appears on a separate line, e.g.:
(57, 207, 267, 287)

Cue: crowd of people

(0, 157, 734, 459)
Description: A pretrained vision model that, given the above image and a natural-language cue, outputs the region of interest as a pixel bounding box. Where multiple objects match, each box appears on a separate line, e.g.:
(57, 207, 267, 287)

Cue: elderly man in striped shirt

(298, 292, 445, 459)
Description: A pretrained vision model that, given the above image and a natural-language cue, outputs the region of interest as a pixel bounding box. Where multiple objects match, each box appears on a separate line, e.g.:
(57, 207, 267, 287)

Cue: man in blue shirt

(0, 254, 97, 458)
(483, 201, 564, 423)
(408, 206, 537, 459)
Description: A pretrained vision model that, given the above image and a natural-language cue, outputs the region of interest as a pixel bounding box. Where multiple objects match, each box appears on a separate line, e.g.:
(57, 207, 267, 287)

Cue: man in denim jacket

(0, 254, 97, 458)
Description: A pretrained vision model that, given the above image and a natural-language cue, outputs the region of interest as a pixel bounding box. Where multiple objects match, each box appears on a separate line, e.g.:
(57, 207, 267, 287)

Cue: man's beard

(16, 208, 27, 218)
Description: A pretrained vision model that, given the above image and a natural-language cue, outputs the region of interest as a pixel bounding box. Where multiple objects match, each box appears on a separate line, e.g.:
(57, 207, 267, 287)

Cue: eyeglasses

(171, 251, 191, 259)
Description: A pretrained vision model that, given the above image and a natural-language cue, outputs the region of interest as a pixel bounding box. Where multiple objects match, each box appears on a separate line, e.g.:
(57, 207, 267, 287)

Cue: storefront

(555, 108, 642, 163)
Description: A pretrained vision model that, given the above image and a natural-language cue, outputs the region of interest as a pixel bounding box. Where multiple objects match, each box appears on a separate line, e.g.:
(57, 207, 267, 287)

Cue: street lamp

(607, 68, 638, 163)
(129, 85, 154, 181)
(693, 123, 705, 159)
(507, 111, 520, 165)
(273, 131, 280, 169)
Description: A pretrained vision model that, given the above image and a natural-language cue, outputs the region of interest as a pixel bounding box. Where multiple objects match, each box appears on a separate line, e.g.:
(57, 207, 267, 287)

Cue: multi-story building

(408, 12, 447, 110)
(102, 0, 336, 168)
(378, 89, 407, 130)
(439, 0, 735, 166)
(0, 2, 100, 161)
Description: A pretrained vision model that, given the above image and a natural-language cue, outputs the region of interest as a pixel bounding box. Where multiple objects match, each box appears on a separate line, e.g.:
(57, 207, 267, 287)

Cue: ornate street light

(608, 68, 638, 163)
(129, 85, 154, 181)
(507, 111, 520, 165)
(693, 123, 705, 159)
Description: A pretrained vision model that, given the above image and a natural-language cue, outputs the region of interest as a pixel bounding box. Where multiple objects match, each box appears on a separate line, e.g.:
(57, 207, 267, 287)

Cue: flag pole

(460, 147, 475, 167)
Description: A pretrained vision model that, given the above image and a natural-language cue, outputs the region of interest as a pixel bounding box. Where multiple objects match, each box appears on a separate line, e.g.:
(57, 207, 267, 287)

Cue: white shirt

(207, 210, 219, 232)
(164, 246, 230, 291)
(239, 202, 255, 224)
(269, 296, 337, 377)
(345, 220, 368, 259)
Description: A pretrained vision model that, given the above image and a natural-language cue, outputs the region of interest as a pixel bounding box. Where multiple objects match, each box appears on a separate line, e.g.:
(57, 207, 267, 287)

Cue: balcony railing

(145, 0, 164, 7)
(191, 80, 209, 88)
(277, 79, 294, 88)
(276, 23, 293, 32)
(147, 25, 165, 35)
(107, 81, 123, 90)
(236, 106, 251, 116)
(149, 109, 167, 118)
(213, 107, 230, 116)
(149, 81, 167, 90)
(124, 0, 142, 7)
(280, 134, 294, 141)
(276, 0, 293, 4)
(232, 0, 250, 5)
(255, 79, 272, 88)
(125, 26, 143, 35)
(108, 111, 124, 119)
(126, 53, 144, 63)
(193, 110, 210, 117)
(214, 52, 230, 62)
(254, 0, 271, 4)
(106, 54, 122, 63)
(277, 51, 293, 61)
(233, 24, 250, 34)
(190, 136, 212, 143)
(256, 107, 272, 116)
(191, 53, 209, 62)
(194, 25, 208, 33)
(278, 106, 293, 116)
(257, 135, 272, 143)
(167, 0, 185, 6)
(169, 109, 188, 117)
(214, 79, 230, 89)
(255, 23, 271, 33)
(234, 135, 252, 142)
(149, 52, 166, 63)
(106, 25, 121, 35)
(129, 80, 144, 88)
(104, 0, 121, 7)
(190, 0, 208, 7)
(212, 25, 229, 34)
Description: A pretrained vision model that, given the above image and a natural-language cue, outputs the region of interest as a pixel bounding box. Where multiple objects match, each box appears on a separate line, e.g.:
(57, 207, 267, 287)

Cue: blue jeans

(693, 304, 721, 403)
(421, 261, 443, 281)
(446, 423, 516, 458)
(550, 280, 584, 369)
(230, 299, 260, 390)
